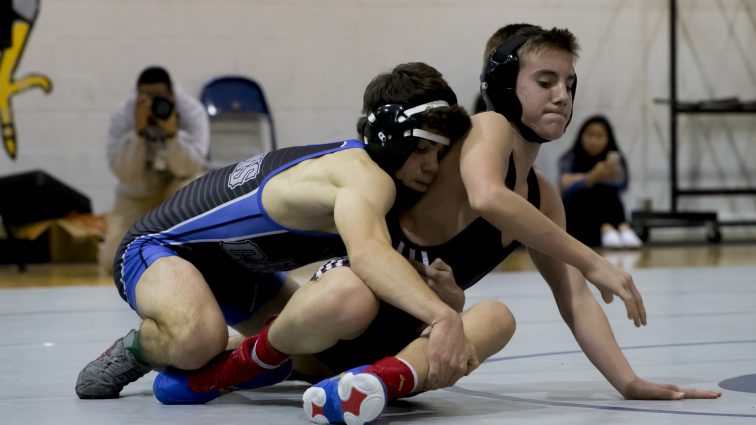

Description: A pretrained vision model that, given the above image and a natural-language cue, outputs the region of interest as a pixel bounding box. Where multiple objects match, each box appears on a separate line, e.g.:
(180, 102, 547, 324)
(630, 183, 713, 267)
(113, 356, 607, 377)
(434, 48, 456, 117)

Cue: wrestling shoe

(302, 366, 387, 425)
(75, 329, 152, 399)
(152, 335, 293, 405)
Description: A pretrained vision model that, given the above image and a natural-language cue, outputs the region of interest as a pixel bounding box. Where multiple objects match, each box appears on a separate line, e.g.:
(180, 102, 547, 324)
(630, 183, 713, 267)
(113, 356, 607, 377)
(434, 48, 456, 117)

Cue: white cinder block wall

(3, 0, 755, 224)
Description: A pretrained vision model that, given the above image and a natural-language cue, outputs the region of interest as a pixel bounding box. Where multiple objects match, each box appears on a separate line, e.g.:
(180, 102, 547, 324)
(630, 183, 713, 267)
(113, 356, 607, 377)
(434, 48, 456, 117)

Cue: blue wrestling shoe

(302, 366, 387, 425)
(152, 335, 293, 405)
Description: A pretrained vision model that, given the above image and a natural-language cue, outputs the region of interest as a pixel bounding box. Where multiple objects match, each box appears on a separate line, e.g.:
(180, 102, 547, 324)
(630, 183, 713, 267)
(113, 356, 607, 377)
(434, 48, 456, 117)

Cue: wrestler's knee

(162, 307, 229, 369)
(140, 290, 228, 368)
(310, 269, 379, 337)
(468, 300, 516, 348)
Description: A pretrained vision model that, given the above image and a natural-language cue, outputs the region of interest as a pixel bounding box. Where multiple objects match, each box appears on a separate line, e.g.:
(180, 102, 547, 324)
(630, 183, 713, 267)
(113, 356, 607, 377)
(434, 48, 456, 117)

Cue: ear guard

(362, 100, 450, 173)
(480, 32, 535, 121)
(480, 30, 577, 144)
(364, 100, 451, 147)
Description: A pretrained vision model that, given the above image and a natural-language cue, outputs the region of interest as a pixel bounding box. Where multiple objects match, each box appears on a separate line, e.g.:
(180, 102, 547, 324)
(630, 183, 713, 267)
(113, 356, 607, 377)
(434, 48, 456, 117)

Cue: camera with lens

(150, 95, 175, 120)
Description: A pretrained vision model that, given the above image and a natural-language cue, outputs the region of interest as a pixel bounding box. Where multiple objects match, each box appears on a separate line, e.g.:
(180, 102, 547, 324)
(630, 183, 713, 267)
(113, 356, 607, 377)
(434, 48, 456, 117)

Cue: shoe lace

(99, 345, 149, 386)
(95, 343, 116, 361)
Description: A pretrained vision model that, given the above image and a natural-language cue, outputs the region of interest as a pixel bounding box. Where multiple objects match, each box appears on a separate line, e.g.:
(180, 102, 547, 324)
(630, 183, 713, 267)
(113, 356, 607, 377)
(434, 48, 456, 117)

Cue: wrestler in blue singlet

(113, 140, 363, 324)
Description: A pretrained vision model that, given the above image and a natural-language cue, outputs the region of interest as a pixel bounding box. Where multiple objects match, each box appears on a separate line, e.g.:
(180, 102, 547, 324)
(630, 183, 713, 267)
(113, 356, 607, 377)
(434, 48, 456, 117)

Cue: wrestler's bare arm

(528, 171, 720, 400)
(460, 113, 645, 326)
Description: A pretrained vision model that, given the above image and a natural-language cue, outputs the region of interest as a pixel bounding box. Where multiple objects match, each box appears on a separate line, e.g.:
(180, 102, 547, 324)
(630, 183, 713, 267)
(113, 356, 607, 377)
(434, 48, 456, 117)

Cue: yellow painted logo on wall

(1, 0, 52, 160)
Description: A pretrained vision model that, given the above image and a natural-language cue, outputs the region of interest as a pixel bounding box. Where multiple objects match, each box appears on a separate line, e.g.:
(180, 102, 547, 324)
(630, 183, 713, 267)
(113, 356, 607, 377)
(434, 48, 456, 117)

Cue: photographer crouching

(100, 66, 209, 274)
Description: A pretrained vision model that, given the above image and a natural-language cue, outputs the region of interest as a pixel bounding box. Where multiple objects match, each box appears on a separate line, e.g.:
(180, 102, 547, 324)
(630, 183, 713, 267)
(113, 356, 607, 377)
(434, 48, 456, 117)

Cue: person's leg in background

(98, 194, 158, 274)
(98, 173, 201, 275)
(593, 185, 641, 249)
(563, 189, 602, 247)
(162, 173, 204, 199)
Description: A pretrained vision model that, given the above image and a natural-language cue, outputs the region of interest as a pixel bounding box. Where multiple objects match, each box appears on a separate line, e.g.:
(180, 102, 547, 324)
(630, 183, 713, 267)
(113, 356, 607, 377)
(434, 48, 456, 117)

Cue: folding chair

(199, 76, 277, 168)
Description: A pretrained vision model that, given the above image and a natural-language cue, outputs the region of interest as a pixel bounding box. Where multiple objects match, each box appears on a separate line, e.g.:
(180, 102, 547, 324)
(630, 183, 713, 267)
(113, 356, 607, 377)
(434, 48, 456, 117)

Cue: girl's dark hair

(568, 115, 621, 173)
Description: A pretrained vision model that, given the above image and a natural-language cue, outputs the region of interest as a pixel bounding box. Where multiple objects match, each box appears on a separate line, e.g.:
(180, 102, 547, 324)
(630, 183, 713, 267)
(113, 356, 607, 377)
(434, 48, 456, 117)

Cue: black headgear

(363, 100, 451, 174)
(480, 30, 577, 144)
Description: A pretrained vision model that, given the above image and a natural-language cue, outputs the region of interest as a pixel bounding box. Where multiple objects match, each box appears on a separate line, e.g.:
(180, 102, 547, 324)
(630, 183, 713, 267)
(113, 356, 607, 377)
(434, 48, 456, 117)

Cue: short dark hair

(483, 23, 541, 65)
(357, 62, 470, 145)
(484, 24, 579, 66)
(136, 66, 172, 89)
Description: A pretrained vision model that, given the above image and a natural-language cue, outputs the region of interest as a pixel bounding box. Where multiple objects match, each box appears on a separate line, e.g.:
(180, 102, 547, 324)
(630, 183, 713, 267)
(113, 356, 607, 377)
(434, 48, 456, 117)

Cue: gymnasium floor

(1, 244, 756, 424)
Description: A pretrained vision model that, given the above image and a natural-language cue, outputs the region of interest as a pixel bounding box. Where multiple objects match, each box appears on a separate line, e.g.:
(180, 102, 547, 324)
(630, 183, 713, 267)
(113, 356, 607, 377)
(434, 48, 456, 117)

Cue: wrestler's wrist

(428, 308, 461, 329)
(616, 372, 641, 395)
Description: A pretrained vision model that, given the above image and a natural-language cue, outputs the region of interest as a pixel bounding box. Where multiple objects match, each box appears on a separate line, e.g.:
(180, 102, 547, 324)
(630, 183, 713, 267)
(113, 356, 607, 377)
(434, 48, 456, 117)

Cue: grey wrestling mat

(1, 266, 755, 424)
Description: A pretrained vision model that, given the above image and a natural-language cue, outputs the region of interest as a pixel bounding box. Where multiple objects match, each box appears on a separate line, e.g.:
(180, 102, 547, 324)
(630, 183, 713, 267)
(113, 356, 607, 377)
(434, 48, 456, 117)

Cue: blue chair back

(200, 76, 269, 115)
(199, 75, 277, 149)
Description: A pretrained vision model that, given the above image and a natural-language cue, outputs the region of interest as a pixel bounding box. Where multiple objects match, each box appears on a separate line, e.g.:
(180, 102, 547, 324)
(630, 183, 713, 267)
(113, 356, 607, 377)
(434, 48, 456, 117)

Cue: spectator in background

(99, 66, 210, 274)
(558, 115, 642, 248)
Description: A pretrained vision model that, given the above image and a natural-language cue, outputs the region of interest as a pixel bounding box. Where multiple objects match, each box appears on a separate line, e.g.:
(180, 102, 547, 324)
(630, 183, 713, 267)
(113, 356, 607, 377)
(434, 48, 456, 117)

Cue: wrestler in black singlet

(313, 155, 541, 371)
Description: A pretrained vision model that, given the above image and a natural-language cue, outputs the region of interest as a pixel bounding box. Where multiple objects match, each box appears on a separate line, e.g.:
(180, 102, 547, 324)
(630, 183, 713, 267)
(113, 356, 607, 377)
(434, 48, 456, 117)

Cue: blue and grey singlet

(113, 140, 363, 308)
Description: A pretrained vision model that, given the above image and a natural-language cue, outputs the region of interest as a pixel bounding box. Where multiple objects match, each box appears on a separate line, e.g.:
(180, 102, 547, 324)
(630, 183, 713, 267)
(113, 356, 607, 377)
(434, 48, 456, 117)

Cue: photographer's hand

(156, 110, 178, 138)
(134, 94, 151, 135)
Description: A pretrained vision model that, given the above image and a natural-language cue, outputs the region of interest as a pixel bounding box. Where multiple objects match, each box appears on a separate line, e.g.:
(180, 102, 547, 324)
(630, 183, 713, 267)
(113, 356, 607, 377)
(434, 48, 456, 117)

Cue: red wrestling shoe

(153, 335, 292, 404)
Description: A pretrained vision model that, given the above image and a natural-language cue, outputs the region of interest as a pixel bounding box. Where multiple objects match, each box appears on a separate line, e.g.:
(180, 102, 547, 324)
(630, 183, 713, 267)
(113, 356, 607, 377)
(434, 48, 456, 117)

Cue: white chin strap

(403, 100, 451, 145)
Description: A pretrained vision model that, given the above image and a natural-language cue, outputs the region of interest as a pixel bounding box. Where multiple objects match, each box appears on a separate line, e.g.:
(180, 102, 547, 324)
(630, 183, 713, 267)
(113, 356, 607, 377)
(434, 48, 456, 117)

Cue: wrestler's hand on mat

(583, 257, 647, 327)
(411, 258, 465, 312)
(425, 313, 478, 390)
(622, 377, 722, 400)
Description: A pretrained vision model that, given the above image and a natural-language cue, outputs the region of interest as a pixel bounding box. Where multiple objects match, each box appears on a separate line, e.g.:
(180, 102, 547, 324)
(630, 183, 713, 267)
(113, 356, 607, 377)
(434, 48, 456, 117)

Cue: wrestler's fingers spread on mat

(679, 388, 722, 399)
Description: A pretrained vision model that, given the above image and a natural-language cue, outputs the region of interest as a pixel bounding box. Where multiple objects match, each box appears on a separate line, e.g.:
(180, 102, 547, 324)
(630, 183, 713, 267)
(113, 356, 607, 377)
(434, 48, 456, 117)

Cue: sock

(365, 356, 418, 400)
(251, 322, 289, 369)
(124, 329, 148, 365)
